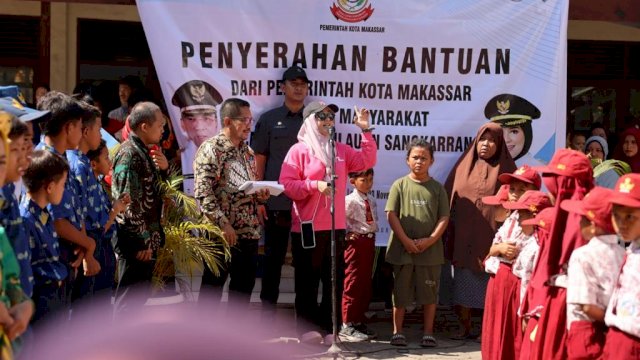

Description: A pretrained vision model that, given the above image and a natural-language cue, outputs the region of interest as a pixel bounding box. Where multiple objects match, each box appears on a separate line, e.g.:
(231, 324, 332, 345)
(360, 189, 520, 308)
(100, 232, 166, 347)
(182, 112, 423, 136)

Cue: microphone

(326, 125, 335, 136)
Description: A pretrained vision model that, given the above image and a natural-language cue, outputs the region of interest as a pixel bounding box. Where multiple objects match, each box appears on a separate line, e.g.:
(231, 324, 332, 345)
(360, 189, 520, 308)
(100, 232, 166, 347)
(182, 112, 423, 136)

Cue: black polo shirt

(251, 104, 304, 211)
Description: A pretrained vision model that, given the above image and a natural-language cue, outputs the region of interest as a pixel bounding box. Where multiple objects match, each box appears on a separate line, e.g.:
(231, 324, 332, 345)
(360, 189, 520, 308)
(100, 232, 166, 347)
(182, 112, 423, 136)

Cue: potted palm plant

(152, 166, 229, 302)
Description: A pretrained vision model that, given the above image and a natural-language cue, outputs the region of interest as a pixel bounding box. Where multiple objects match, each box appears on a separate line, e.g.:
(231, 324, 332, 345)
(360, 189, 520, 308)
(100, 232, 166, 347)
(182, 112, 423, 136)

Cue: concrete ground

(263, 306, 482, 359)
(172, 263, 481, 359)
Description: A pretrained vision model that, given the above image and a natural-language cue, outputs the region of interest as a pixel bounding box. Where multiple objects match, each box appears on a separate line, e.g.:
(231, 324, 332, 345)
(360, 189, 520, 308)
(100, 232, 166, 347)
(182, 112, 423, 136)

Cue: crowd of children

(344, 134, 639, 358)
(476, 149, 640, 359)
(0, 91, 128, 357)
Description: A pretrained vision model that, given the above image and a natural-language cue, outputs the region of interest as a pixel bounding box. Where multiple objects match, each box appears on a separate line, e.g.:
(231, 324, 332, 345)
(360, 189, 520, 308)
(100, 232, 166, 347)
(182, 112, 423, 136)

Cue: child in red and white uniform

(341, 168, 378, 342)
(483, 166, 541, 276)
(562, 187, 625, 359)
(602, 174, 640, 359)
(517, 207, 556, 360)
(486, 190, 552, 360)
(481, 167, 541, 360)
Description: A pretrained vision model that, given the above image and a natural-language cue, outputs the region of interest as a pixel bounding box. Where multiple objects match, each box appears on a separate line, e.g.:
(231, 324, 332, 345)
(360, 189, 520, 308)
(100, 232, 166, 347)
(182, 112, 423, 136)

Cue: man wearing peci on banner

(171, 80, 223, 194)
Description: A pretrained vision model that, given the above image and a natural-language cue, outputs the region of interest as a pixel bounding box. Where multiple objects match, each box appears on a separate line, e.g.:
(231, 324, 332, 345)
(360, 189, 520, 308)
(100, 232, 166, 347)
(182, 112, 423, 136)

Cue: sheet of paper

(239, 181, 285, 196)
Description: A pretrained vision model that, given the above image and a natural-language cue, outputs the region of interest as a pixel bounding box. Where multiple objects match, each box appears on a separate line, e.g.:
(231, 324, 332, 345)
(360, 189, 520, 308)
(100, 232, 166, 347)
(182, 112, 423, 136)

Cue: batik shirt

(20, 198, 68, 285)
(36, 143, 83, 231)
(485, 211, 525, 274)
(605, 240, 640, 337)
(112, 134, 164, 257)
(566, 234, 625, 328)
(66, 149, 92, 221)
(345, 189, 378, 234)
(194, 133, 262, 240)
(0, 184, 33, 297)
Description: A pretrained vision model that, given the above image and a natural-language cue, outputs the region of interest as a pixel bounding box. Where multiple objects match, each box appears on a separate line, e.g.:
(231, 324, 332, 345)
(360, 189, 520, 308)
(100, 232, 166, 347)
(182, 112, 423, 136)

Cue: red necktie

(365, 199, 374, 224)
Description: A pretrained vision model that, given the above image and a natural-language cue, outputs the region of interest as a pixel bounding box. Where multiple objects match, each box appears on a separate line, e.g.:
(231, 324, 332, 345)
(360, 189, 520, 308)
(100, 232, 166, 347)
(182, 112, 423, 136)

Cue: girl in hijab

(523, 149, 594, 360)
(445, 122, 517, 339)
(584, 135, 609, 163)
(613, 127, 640, 172)
(280, 101, 377, 343)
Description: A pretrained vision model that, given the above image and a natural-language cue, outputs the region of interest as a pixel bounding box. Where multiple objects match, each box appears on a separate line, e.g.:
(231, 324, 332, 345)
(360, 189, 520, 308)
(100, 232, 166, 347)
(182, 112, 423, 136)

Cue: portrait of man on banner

(171, 80, 223, 194)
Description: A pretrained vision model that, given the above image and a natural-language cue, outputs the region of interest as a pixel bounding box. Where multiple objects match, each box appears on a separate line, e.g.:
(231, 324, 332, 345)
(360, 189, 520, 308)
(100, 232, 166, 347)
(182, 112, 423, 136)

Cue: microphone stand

(304, 126, 357, 360)
(326, 126, 346, 358)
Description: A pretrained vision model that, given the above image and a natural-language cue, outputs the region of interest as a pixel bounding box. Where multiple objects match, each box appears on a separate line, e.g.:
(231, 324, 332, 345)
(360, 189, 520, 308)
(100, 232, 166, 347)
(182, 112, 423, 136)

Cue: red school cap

(482, 184, 510, 205)
(503, 190, 553, 213)
(560, 187, 614, 232)
(534, 148, 593, 180)
(498, 165, 542, 190)
(608, 173, 640, 208)
(521, 207, 555, 229)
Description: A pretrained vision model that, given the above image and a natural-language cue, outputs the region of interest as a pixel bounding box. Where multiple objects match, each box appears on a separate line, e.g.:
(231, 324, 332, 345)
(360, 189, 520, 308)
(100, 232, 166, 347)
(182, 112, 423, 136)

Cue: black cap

(171, 80, 223, 115)
(282, 66, 310, 83)
(303, 101, 339, 120)
(484, 93, 541, 126)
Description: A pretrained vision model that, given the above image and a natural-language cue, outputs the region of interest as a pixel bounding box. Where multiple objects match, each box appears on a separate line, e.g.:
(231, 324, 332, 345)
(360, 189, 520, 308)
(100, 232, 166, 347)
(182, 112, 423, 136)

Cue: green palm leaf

(153, 168, 229, 291)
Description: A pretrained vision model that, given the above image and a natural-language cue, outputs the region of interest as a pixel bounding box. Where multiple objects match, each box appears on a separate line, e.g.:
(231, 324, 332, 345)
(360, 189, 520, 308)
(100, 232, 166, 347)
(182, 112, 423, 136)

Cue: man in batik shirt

(112, 102, 168, 313)
(194, 98, 268, 306)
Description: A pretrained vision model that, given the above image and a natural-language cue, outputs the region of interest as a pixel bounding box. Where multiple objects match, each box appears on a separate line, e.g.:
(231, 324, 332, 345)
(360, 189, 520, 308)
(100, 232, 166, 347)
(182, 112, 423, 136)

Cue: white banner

(138, 0, 569, 245)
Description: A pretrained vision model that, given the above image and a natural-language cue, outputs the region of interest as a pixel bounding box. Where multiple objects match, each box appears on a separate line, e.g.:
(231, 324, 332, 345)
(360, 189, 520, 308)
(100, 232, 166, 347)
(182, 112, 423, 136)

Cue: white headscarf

(297, 113, 332, 179)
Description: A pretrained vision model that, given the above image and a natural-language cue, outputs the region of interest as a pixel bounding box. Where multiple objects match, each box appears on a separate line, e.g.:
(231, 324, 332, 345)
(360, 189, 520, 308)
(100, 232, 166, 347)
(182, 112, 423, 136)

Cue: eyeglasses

(315, 112, 335, 121)
(231, 116, 253, 124)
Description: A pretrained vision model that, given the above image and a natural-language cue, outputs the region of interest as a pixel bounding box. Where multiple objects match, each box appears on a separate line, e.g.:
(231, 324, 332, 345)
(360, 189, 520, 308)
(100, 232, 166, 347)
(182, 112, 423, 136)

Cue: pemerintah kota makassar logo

(330, 0, 374, 23)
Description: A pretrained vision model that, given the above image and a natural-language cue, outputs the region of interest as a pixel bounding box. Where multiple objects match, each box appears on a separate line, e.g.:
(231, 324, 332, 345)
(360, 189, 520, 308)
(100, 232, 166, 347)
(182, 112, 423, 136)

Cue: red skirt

(567, 320, 605, 360)
(602, 327, 640, 360)
(482, 263, 522, 360)
(520, 317, 538, 360)
(531, 287, 568, 360)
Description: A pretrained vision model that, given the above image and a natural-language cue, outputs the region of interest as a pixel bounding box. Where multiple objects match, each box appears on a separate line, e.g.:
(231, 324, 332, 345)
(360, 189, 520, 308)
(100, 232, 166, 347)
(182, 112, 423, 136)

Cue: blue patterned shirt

(84, 170, 115, 242)
(36, 142, 83, 230)
(66, 149, 92, 224)
(0, 184, 33, 297)
(20, 198, 68, 284)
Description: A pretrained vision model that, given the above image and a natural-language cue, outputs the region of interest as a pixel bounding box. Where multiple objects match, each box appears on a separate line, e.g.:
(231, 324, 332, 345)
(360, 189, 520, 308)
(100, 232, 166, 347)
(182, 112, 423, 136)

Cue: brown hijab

(445, 122, 517, 270)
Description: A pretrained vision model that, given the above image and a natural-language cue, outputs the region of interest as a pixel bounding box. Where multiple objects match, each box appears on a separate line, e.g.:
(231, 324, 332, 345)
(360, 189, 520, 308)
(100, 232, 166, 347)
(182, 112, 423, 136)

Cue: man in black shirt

(252, 65, 310, 316)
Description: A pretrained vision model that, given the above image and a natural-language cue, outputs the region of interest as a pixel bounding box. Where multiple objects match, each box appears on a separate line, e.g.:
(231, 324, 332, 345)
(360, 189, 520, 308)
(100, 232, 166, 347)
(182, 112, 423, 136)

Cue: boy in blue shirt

(66, 98, 103, 301)
(21, 150, 70, 323)
(0, 114, 33, 297)
(36, 92, 100, 286)
(86, 140, 130, 299)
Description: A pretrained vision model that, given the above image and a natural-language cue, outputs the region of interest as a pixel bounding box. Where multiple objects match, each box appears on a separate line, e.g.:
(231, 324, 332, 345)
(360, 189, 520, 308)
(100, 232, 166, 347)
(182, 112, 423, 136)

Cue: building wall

(0, 1, 639, 92)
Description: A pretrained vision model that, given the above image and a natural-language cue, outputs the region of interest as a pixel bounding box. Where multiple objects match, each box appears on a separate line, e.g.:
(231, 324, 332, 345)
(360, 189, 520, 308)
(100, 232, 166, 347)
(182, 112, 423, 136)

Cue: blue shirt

(86, 171, 116, 242)
(66, 149, 92, 223)
(36, 142, 83, 230)
(0, 184, 34, 297)
(20, 198, 68, 284)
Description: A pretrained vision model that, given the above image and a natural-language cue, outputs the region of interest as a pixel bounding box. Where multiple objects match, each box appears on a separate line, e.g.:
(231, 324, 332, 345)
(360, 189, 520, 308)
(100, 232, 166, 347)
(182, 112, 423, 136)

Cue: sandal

(390, 333, 407, 346)
(421, 335, 438, 348)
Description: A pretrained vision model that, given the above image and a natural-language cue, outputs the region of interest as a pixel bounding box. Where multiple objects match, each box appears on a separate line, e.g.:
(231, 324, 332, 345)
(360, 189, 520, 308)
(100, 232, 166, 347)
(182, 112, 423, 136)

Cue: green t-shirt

(385, 176, 450, 265)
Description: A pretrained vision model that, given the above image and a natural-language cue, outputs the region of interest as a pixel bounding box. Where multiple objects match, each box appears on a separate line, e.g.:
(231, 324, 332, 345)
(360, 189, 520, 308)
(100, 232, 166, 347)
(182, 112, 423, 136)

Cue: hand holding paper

(239, 181, 284, 196)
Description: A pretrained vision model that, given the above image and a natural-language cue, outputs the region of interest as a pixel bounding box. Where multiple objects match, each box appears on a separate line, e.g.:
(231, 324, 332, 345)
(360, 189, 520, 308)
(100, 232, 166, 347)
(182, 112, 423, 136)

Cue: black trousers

(200, 238, 259, 305)
(113, 257, 155, 315)
(291, 230, 345, 334)
(259, 211, 292, 309)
